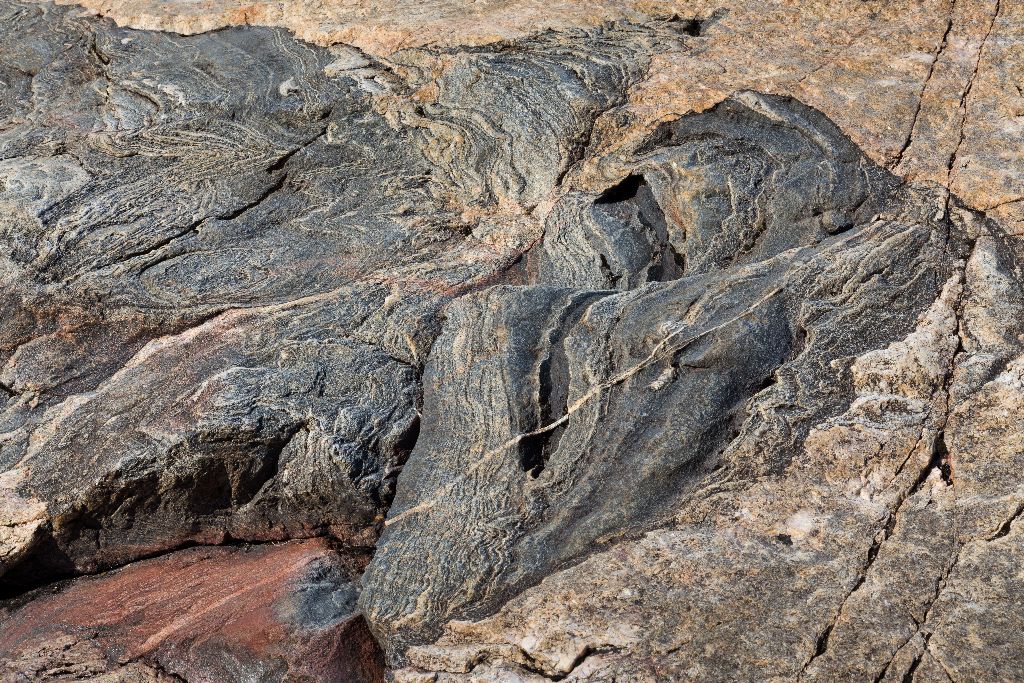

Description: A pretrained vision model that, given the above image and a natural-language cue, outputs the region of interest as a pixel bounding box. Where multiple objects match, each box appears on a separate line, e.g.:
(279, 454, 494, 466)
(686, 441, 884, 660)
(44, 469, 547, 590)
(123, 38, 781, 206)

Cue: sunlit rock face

(2, 1, 1024, 681)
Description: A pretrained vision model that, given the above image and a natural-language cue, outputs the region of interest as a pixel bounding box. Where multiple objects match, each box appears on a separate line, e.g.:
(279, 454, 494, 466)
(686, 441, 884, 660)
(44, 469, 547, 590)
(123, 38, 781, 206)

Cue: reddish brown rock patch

(0, 539, 384, 683)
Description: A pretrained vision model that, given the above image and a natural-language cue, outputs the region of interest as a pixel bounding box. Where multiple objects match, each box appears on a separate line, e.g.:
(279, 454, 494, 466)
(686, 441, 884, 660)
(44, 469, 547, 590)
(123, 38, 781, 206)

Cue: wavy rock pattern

(362, 93, 964, 660)
(1, 1, 1023, 682)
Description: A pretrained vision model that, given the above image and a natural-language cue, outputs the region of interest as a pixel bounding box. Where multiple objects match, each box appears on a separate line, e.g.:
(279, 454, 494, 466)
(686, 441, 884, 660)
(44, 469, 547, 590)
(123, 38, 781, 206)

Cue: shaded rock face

(2, 1, 1024, 682)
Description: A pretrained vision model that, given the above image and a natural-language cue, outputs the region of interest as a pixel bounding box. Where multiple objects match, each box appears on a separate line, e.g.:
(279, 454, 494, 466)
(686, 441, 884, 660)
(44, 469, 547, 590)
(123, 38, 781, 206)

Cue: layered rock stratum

(1, 1, 1022, 681)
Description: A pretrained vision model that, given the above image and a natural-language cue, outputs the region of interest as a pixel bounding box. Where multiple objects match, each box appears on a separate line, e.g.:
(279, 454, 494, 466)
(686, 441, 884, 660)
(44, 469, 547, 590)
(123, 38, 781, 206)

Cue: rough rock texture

(34, 0, 1024, 236)
(2, 0, 1024, 681)
(0, 539, 384, 682)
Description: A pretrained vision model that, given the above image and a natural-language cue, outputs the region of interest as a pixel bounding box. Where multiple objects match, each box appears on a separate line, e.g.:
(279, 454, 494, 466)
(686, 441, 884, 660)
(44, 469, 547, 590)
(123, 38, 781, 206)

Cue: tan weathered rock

(43, 0, 693, 51)
(581, 0, 1024, 239)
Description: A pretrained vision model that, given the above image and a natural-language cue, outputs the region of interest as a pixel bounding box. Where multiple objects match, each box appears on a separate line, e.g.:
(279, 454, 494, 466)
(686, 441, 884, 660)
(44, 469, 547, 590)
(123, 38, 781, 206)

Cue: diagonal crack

(803, 266, 966, 681)
(892, 0, 957, 171)
(899, 644, 927, 683)
(881, 482, 1024, 681)
(987, 500, 1024, 541)
(799, 449, 947, 680)
(946, 0, 1001, 189)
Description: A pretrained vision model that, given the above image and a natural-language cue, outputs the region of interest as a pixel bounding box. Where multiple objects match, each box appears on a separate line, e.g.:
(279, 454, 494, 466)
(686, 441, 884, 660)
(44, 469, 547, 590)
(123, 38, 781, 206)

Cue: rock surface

(0, 539, 384, 682)
(32, 0, 1024, 235)
(1, 0, 1023, 681)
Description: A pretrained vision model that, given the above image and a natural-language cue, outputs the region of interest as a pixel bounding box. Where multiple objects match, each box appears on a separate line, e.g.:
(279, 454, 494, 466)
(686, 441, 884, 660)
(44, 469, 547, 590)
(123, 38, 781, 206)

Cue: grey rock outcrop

(360, 93, 970, 660)
(2, 2, 1023, 682)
